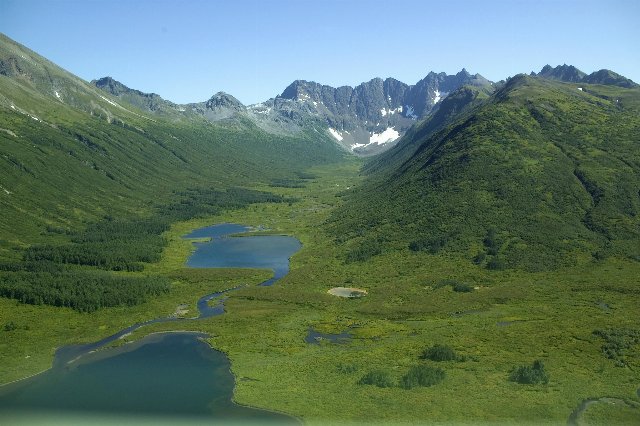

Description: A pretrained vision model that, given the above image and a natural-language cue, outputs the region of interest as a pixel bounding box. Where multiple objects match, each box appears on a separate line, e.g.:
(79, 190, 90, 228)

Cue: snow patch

(380, 106, 402, 117)
(55, 91, 61, 100)
(328, 128, 343, 141)
(369, 127, 400, 145)
(405, 105, 417, 119)
(350, 143, 367, 151)
(434, 89, 441, 103)
(99, 95, 119, 107)
(10, 105, 15, 109)
(0, 184, 11, 195)
(0, 128, 18, 138)
(577, 87, 583, 91)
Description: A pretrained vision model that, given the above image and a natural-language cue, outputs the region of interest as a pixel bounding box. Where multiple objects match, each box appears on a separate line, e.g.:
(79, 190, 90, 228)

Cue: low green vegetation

(1, 162, 639, 425)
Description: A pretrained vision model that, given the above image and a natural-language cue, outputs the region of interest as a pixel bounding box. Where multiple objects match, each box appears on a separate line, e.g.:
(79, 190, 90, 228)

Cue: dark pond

(0, 223, 301, 424)
(305, 328, 352, 344)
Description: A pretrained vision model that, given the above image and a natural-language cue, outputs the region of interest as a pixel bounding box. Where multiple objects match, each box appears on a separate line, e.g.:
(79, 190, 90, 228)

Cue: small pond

(305, 328, 353, 344)
(184, 223, 302, 287)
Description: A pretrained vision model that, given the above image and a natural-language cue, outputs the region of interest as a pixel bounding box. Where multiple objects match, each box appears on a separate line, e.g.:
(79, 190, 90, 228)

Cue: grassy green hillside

(0, 33, 345, 250)
(0, 33, 346, 312)
(330, 75, 640, 272)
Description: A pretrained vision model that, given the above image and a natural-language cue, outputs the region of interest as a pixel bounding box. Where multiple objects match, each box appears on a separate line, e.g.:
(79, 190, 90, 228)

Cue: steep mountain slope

(330, 74, 640, 271)
(0, 33, 346, 253)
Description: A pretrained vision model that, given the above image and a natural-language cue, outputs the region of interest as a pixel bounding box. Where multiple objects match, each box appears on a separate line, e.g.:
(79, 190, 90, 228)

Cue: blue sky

(1, 0, 639, 104)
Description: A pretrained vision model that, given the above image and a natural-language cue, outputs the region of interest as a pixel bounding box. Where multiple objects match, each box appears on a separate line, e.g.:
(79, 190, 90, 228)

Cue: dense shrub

(400, 365, 445, 389)
(421, 344, 458, 361)
(593, 329, 640, 367)
(337, 363, 358, 374)
(358, 370, 394, 388)
(3, 321, 17, 332)
(452, 282, 473, 292)
(509, 360, 549, 384)
(473, 252, 486, 265)
(434, 280, 474, 293)
(409, 236, 447, 254)
(0, 271, 170, 313)
(345, 240, 382, 263)
(269, 178, 306, 188)
(487, 257, 506, 270)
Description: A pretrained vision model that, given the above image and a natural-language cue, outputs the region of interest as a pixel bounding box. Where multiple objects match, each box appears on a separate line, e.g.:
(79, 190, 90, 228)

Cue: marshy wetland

(1, 163, 639, 424)
(0, 223, 302, 423)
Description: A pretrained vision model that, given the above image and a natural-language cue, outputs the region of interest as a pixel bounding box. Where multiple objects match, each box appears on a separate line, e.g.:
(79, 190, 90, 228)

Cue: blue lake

(0, 224, 301, 424)
(184, 223, 302, 287)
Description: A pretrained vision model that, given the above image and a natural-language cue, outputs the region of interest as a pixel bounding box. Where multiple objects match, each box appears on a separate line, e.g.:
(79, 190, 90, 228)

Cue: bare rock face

(254, 70, 492, 155)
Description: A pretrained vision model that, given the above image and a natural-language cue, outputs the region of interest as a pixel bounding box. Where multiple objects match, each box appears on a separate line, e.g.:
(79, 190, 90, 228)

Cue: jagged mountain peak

(456, 68, 471, 78)
(537, 64, 586, 82)
(205, 91, 245, 109)
(265, 70, 493, 156)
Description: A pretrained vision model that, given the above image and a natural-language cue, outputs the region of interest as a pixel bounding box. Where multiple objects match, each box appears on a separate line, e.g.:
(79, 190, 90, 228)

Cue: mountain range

(93, 69, 492, 155)
(1, 30, 639, 271)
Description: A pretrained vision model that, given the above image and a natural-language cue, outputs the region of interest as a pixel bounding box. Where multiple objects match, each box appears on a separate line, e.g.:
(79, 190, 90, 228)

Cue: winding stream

(0, 224, 301, 423)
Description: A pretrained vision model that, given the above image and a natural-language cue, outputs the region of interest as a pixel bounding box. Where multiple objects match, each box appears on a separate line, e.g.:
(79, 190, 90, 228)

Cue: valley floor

(1, 161, 639, 425)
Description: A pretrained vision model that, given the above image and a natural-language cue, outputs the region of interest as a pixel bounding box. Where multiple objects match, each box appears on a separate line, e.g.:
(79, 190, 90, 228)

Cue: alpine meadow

(0, 3, 639, 424)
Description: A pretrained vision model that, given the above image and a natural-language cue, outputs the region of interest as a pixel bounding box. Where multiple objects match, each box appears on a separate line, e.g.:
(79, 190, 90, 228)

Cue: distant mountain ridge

(536, 64, 638, 88)
(88, 63, 638, 156)
(91, 70, 492, 155)
(91, 76, 180, 113)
